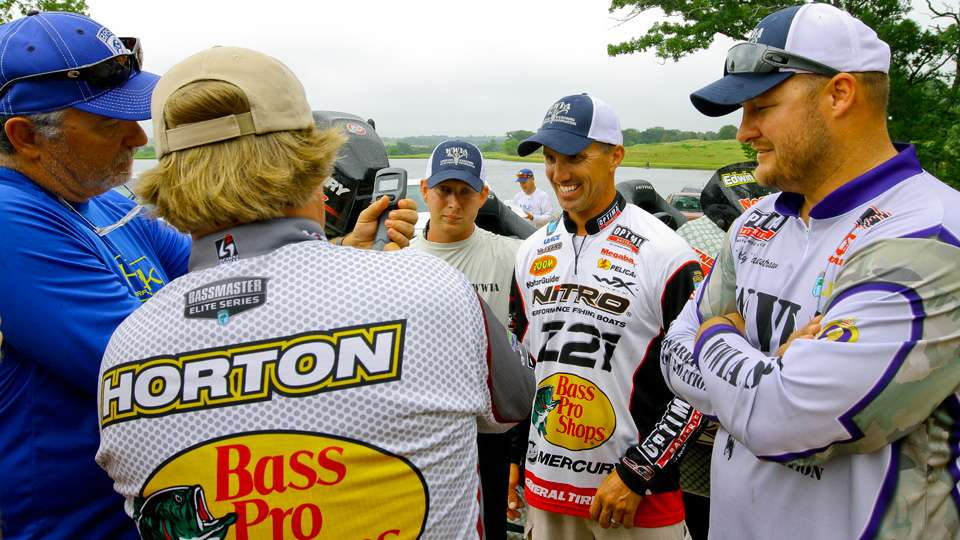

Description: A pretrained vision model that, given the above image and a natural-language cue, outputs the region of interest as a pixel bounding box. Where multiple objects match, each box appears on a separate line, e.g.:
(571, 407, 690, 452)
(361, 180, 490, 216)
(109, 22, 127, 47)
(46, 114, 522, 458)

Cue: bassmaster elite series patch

(184, 277, 267, 320)
(135, 432, 427, 540)
(100, 321, 406, 427)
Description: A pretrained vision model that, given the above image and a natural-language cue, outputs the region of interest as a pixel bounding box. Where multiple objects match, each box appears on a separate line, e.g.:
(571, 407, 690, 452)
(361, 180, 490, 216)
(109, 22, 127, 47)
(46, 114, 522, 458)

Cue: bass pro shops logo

(134, 432, 427, 540)
(534, 373, 616, 451)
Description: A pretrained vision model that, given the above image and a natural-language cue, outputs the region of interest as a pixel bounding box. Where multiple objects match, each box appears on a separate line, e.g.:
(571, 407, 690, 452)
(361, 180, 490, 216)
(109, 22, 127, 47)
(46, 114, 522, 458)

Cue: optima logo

(531, 283, 629, 315)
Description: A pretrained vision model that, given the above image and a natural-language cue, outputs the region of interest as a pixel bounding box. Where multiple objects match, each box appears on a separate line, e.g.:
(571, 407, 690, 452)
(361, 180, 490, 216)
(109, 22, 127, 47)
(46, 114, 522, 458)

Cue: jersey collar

(561, 192, 627, 235)
(773, 143, 922, 220)
(189, 218, 326, 271)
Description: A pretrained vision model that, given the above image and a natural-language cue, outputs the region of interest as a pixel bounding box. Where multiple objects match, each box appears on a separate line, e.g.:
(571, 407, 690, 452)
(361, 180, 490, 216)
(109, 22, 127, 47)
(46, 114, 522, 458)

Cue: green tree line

(607, 0, 960, 188)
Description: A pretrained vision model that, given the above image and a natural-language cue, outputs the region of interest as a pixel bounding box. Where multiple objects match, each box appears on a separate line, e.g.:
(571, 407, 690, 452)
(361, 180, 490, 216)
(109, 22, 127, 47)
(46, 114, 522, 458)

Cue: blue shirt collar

(773, 143, 922, 219)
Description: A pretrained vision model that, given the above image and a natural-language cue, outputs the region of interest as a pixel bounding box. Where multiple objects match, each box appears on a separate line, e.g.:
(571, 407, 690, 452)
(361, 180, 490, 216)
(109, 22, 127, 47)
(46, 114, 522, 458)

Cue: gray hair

(0, 110, 65, 155)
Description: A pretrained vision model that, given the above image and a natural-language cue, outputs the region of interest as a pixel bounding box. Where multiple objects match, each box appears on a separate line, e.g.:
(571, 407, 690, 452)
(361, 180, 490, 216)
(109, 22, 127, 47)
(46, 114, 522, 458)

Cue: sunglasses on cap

(517, 174, 532, 179)
(0, 37, 142, 100)
(724, 42, 839, 77)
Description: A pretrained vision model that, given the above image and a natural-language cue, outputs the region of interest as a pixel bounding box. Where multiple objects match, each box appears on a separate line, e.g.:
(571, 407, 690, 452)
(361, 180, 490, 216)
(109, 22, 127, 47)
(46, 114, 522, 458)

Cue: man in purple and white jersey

(662, 4, 960, 539)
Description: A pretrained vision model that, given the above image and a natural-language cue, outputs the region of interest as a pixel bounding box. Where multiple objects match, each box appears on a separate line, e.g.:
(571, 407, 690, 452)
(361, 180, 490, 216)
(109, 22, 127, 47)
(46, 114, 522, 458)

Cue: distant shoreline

(135, 140, 748, 171)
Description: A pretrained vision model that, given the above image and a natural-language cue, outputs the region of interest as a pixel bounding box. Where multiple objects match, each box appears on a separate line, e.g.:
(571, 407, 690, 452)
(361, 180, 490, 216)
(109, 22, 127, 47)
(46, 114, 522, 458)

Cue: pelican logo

(441, 146, 474, 168)
(544, 101, 575, 126)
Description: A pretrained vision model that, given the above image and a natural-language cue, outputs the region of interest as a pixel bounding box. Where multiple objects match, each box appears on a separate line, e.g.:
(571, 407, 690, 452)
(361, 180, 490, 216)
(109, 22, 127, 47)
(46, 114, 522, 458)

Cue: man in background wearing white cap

(96, 47, 534, 540)
(513, 167, 556, 228)
(0, 11, 417, 539)
(662, 4, 960, 538)
(508, 93, 701, 539)
(410, 139, 523, 539)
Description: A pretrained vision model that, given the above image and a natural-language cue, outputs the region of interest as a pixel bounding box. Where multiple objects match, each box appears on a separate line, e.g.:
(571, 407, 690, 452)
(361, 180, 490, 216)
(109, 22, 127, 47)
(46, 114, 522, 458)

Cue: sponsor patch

(600, 248, 634, 266)
(100, 321, 405, 427)
(543, 234, 561, 245)
(525, 275, 559, 289)
(344, 122, 367, 136)
(606, 225, 645, 254)
(692, 247, 715, 275)
(134, 432, 426, 540)
(593, 274, 635, 296)
(544, 101, 575, 127)
(720, 170, 756, 188)
(96, 26, 127, 55)
(595, 205, 621, 232)
(817, 319, 859, 343)
(185, 277, 267, 320)
(537, 243, 562, 255)
(216, 234, 239, 264)
(531, 283, 629, 315)
(737, 209, 787, 242)
(529, 255, 558, 276)
(739, 197, 762, 210)
(546, 219, 560, 235)
(535, 373, 616, 451)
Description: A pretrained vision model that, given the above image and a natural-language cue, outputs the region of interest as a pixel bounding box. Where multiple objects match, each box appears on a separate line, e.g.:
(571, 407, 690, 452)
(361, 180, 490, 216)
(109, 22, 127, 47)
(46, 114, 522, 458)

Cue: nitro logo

(544, 101, 575, 126)
(738, 209, 788, 242)
(216, 234, 239, 263)
(136, 433, 427, 540)
(441, 146, 474, 168)
(532, 283, 629, 315)
(606, 225, 645, 254)
(100, 321, 405, 427)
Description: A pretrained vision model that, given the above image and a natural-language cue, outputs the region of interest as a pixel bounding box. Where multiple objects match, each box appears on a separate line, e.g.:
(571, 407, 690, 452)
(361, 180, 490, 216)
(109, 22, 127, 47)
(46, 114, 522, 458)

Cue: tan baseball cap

(152, 46, 314, 158)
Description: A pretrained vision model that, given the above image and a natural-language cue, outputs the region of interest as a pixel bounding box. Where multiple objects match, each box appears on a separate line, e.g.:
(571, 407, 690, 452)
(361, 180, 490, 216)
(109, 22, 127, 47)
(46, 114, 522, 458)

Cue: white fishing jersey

(96, 218, 535, 540)
(510, 193, 699, 527)
(662, 146, 960, 539)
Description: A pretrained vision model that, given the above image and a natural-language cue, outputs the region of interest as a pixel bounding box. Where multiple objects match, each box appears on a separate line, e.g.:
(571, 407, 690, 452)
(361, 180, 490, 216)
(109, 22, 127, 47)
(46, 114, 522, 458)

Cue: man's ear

(480, 184, 490, 199)
(610, 144, 625, 171)
(4, 117, 42, 159)
(420, 178, 429, 200)
(826, 73, 857, 118)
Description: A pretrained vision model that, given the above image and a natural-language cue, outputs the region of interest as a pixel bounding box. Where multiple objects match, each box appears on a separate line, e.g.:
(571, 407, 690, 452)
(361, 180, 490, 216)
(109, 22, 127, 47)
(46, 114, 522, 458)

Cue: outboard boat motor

(700, 162, 778, 232)
(615, 179, 688, 230)
(475, 191, 536, 239)
(313, 111, 390, 239)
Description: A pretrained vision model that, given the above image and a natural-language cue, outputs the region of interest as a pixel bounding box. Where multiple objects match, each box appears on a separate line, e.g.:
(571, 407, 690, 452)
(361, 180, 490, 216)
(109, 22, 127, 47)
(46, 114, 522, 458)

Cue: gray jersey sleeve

(477, 296, 535, 434)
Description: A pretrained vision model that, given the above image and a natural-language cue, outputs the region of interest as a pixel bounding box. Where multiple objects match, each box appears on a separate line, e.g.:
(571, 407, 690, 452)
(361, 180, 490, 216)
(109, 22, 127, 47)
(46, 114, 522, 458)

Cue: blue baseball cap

(425, 139, 486, 192)
(515, 168, 533, 181)
(0, 11, 158, 120)
(691, 4, 890, 117)
(518, 93, 622, 157)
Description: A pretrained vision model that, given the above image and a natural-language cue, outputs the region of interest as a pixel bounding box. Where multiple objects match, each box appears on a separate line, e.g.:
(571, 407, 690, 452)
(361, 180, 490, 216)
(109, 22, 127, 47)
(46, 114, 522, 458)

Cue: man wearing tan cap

(95, 47, 535, 540)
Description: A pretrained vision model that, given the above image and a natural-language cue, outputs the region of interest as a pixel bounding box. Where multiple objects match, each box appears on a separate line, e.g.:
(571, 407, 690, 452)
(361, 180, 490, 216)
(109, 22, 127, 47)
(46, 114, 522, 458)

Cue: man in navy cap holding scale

(513, 167, 555, 228)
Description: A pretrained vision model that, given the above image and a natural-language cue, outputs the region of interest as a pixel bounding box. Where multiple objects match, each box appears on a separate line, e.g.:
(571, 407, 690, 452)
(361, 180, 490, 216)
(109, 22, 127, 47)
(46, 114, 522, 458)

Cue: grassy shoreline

(136, 140, 749, 171)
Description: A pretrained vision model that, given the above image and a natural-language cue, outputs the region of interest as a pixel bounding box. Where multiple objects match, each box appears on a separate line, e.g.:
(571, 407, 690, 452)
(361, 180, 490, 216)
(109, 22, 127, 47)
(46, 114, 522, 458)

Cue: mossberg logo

(531, 284, 629, 315)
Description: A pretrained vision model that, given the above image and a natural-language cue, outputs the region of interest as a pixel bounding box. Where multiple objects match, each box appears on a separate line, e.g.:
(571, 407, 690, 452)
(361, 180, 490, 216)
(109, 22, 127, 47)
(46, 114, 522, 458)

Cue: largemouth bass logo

(533, 386, 561, 437)
(134, 485, 236, 540)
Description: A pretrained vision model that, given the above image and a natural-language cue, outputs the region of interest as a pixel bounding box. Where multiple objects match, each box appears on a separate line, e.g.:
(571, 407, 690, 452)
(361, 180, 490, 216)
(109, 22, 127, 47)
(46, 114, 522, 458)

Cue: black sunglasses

(0, 37, 142, 100)
(724, 42, 839, 77)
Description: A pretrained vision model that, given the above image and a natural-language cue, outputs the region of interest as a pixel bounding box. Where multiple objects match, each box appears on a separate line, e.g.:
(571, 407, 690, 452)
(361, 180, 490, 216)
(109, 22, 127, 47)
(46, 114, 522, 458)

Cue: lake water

(133, 158, 712, 206)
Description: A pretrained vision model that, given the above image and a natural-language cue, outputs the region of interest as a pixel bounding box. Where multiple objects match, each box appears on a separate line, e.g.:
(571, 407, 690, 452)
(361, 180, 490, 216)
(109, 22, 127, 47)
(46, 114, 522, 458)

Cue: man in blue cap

(512, 167, 555, 228)
(661, 4, 960, 538)
(508, 93, 701, 539)
(0, 11, 416, 539)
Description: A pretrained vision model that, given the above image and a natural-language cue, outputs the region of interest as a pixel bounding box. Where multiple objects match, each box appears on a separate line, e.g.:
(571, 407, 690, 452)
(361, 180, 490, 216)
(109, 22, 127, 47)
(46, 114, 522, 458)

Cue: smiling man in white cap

(508, 94, 701, 539)
(661, 4, 960, 539)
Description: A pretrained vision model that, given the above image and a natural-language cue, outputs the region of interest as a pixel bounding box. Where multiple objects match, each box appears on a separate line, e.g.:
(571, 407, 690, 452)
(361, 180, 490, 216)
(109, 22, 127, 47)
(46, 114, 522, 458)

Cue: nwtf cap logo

(442, 146, 474, 168)
(544, 101, 575, 127)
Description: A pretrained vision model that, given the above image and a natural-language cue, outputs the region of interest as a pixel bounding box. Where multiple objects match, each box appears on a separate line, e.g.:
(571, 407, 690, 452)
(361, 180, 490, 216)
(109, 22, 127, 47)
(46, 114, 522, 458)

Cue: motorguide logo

(544, 101, 575, 127)
(99, 321, 406, 427)
(536, 373, 615, 450)
(133, 432, 426, 540)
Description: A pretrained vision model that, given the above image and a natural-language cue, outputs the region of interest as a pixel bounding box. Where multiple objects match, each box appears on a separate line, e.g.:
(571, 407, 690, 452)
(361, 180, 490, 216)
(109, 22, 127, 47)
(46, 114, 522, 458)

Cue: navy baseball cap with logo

(516, 168, 533, 181)
(691, 4, 890, 117)
(518, 93, 623, 156)
(0, 11, 158, 119)
(424, 139, 487, 192)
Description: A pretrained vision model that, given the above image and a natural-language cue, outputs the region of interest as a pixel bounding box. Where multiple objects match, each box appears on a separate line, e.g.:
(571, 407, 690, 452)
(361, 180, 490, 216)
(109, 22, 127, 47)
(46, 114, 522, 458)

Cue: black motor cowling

(700, 162, 779, 232)
(615, 179, 688, 230)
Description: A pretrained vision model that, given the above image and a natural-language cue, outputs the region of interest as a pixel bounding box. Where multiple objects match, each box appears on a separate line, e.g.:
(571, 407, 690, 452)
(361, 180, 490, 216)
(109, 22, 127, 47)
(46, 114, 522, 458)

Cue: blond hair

(136, 80, 346, 232)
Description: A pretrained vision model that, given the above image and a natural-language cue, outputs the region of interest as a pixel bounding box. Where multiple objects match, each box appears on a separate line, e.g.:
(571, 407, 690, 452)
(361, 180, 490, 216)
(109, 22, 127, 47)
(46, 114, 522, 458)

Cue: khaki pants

(525, 507, 691, 540)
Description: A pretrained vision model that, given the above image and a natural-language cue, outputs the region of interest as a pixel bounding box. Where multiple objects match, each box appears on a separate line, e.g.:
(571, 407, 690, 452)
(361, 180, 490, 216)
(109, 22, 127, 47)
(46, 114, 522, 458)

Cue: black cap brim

(518, 129, 592, 157)
(690, 72, 794, 117)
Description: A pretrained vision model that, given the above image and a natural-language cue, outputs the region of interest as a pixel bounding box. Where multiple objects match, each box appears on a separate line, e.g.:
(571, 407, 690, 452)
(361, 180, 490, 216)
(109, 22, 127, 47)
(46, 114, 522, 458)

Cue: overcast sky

(87, 0, 948, 138)
(89, 1, 742, 137)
